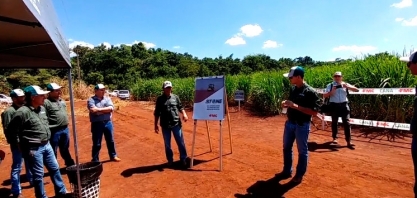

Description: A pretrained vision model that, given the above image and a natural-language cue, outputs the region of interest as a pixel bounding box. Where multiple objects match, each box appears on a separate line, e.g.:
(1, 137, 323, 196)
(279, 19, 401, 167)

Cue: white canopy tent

(0, 0, 82, 196)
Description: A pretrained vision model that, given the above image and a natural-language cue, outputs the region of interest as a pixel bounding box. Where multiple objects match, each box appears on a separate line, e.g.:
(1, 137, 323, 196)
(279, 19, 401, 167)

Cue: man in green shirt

(276, 66, 321, 184)
(44, 83, 75, 167)
(7, 85, 67, 198)
(2, 89, 33, 198)
(154, 81, 189, 168)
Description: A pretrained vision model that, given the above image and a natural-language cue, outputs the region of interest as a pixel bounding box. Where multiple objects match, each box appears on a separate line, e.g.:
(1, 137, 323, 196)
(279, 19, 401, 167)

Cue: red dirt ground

(0, 100, 414, 198)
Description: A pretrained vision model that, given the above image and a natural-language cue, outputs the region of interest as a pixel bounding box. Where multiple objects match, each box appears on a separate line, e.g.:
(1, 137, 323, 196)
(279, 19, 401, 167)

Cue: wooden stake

(224, 88, 233, 154)
(206, 120, 212, 152)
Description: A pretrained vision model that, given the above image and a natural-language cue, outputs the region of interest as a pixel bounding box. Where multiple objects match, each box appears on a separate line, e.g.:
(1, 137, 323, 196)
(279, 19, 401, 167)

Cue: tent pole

(67, 69, 82, 197)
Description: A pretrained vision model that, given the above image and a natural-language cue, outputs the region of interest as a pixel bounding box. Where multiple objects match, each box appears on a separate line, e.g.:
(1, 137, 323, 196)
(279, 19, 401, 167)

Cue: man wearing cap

(154, 81, 189, 167)
(2, 89, 33, 198)
(7, 85, 67, 198)
(44, 83, 75, 167)
(399, 50, 417, 196)
(87, 84, 120, 162)
(323, 72, 359, 148)
(276, 66, 321, 184)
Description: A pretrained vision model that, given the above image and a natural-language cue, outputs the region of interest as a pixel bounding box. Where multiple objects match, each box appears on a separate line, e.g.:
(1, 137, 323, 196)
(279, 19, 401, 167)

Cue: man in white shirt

(323, 72, 359, 148)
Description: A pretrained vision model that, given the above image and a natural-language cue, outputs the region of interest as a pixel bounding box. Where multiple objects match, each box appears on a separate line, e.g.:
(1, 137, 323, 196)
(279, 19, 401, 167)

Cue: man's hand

(183, 114, 188, 122)
(284, 100, 296, 108)
(154, 125, 159, 134)
(90, 107, 100, 113)
(281, 101, 288, 108)
(342, 82, 348, 88)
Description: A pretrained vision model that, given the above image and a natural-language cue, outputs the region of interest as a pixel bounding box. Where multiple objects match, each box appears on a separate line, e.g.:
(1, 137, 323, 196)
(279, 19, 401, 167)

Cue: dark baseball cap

(283, 66, 305, 78)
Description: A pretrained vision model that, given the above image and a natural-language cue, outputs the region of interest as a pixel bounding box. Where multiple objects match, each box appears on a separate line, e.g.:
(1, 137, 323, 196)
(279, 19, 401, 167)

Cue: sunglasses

(333, 75, 341, 78)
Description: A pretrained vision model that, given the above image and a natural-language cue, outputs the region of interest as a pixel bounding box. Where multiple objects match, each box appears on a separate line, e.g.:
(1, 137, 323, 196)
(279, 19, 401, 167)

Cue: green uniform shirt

(44, 98, 69, 129)
(1, 104, 20, 144)
(287, 83, 321, 124)
(7, 105, 51, 145)
(154, 93, 184, 129)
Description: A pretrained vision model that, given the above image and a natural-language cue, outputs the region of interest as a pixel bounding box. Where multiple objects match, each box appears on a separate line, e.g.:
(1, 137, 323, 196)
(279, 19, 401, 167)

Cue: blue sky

(54, 0, 417, 61)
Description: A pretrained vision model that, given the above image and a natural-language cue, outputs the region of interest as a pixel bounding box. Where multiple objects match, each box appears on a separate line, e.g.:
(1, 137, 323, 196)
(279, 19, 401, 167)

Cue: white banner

(314, 87, 415, 95)
(193, 76, 225, 120)
(316, 113, 410, 131)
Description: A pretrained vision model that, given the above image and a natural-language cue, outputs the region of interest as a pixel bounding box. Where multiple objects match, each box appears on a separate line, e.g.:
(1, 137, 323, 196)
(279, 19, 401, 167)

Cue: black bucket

(66, 162, 103, 186)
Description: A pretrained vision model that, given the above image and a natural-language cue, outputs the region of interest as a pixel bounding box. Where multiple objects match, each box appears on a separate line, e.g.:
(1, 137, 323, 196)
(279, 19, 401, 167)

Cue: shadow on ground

(308, 141, 353, 152)
(1, 167, 68, 187)
(0, 187, 10, 197)
(120, 158, 211, 177)
(234, 175, 300, 198)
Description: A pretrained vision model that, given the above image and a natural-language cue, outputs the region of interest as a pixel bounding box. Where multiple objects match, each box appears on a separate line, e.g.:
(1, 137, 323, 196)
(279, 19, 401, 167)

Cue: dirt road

(0, 101, 414, 198)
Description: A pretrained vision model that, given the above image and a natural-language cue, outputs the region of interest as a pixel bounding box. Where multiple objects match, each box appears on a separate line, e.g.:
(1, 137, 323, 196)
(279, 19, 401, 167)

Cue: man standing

(276, 66, 321, 184)
(44, 83, 75, 167)
(87, 84, 121, 162)
(323, 72, 359, 147)
(7, 85, 67, 198)
(399, 50, 417, 197)
(2, 89, 33, 198)
(154, 81, 189, 167)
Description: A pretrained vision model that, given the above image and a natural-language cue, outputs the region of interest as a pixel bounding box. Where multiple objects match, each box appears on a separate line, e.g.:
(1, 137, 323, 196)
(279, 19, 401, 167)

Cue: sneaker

(12, 194, 24, 198)
(111, 157, 121, 162)
(332, 139, 338, 144)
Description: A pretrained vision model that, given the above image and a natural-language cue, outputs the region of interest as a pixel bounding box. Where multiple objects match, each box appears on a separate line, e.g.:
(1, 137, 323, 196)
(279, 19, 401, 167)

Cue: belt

(92, 120, 110, 124)
(330, 102, 347, 105)
(50, 125, 68, 132)
(287, 119, 310, 125)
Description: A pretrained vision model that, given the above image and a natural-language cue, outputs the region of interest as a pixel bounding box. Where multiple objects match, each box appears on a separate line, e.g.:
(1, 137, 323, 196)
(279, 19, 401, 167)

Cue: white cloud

(238, 24, 263, 37)
(399, 16, 417, 26)
(332, 45, 377, 54)
(225, 36, 246, 46)
(225, 24, 264, 46)
(173, 46, 181, 49)
(395, 17, 404, 22)
(391, 0, 412, 8)
(262, 40, 283, 49)
(131, 40, 156, 49)
(68, 41, 94, 49)
(116, 40, 156, 49)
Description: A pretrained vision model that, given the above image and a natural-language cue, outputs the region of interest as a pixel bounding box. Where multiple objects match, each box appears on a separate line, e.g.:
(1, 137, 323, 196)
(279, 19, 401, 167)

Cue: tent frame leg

(68, 69, 82, 197)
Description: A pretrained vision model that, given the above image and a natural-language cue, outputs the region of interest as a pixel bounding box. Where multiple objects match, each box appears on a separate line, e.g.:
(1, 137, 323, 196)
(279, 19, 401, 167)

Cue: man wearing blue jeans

(7, 85, 67, 198)
(154, 81, 189, 167)
(44, 83, 75, 167)
(87, 84, 121, 162)
(277, 66, 320, 184)
(399, 50, 417, 197)
(2, 89, 33, 198)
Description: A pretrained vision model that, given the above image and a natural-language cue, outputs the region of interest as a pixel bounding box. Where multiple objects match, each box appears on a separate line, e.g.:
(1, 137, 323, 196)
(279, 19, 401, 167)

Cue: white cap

(334, 71, 342, 76)
(46, 82, 62, 91)
(400, 50, 417, 63)
(10, 89, 25, 97)
(24, 85, 50, 96)
(94, 84, 105, 90)
(162, 81, 172, 88)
